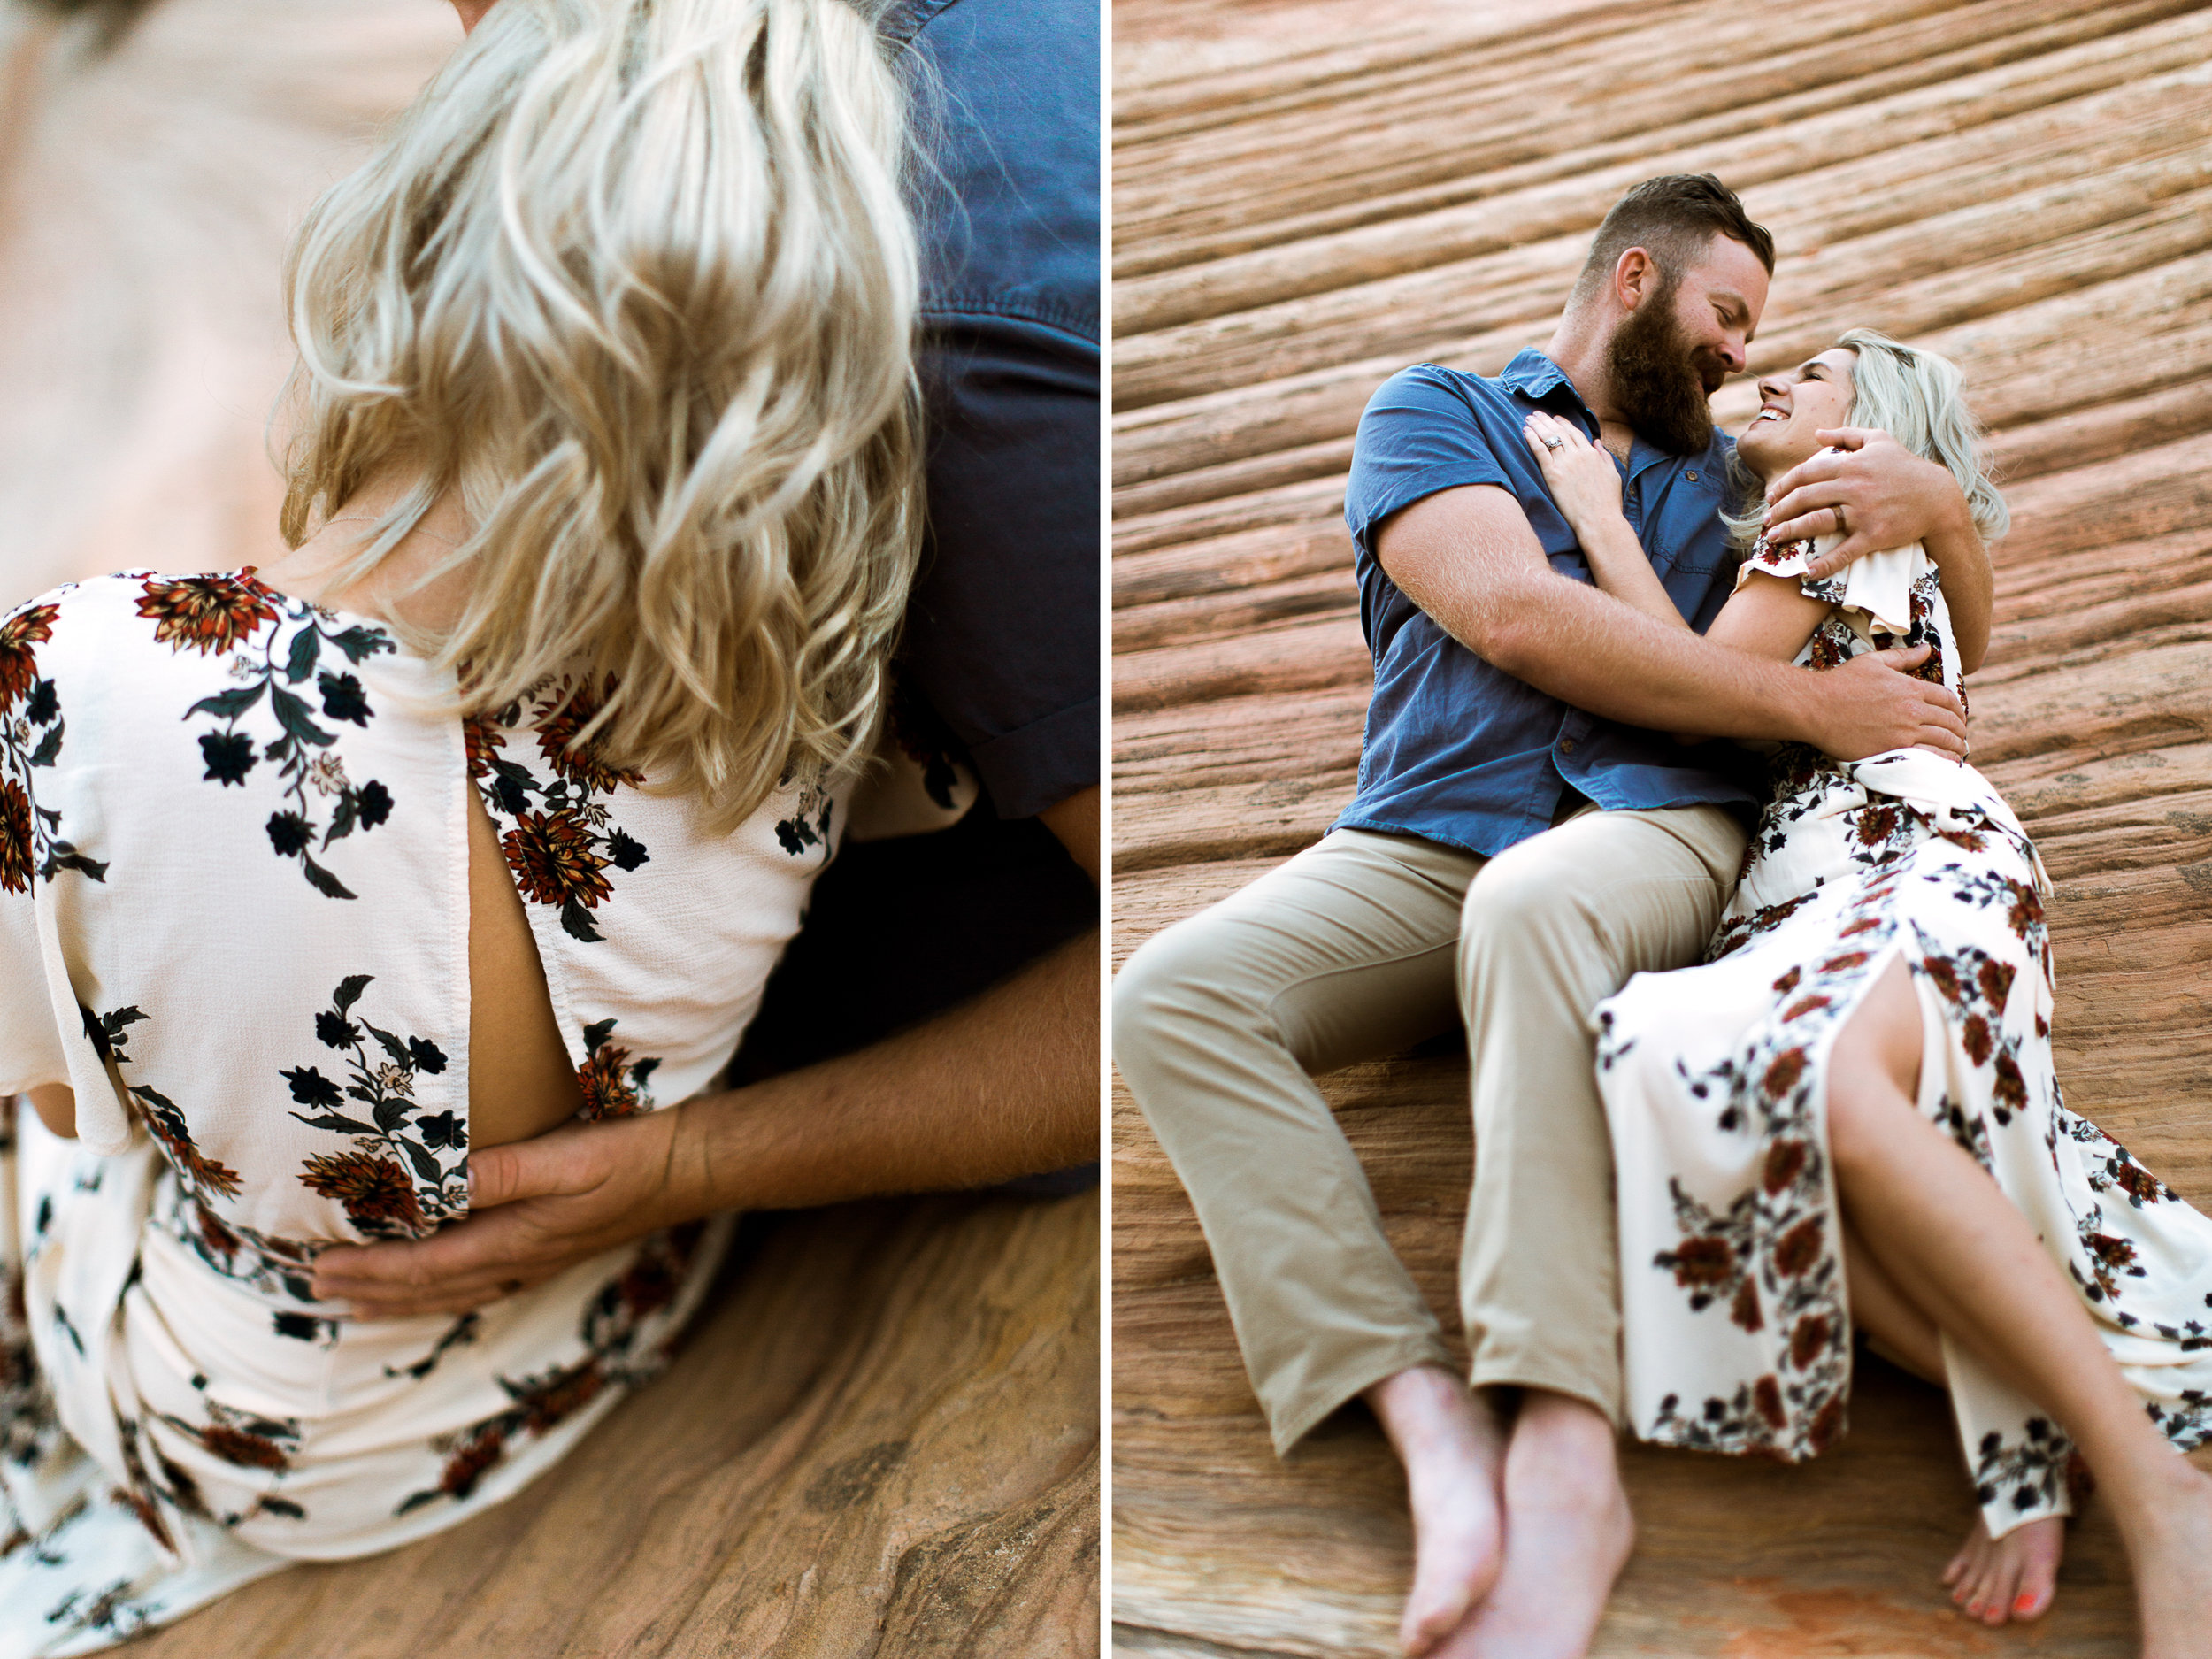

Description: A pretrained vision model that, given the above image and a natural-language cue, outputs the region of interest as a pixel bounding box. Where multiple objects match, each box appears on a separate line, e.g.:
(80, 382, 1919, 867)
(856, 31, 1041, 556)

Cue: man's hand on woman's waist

(1790, 644, 1968, 763)
(311, 788, 1101, 1319)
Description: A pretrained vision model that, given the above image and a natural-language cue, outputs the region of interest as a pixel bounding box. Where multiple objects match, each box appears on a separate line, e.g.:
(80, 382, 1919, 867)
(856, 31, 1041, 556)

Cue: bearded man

(1113, 174, 1992, 1659)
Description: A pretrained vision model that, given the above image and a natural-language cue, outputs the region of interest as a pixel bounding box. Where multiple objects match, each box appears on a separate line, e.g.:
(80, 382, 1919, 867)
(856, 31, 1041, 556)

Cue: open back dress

(0, 570, 844, 1654)
(1594, 532, 2212, 1542)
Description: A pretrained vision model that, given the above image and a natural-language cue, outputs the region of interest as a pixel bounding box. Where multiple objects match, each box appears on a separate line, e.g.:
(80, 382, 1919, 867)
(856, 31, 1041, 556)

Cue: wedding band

(1832, 503, 1848, 535)
(1541, 435, 1563, 451)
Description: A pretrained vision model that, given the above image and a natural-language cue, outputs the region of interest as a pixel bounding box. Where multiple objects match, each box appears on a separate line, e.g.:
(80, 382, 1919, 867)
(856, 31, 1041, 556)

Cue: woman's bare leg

(1827, 958, 2212, 1656)
(1843, 1219, 1943, 1384)
(1847, 1209, 2065, 1621)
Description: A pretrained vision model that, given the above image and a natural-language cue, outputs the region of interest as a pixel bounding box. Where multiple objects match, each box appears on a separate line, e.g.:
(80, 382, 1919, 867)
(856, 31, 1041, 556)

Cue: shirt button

(1559, 738, 1578, 755)
(1687, 469, 1700, 480)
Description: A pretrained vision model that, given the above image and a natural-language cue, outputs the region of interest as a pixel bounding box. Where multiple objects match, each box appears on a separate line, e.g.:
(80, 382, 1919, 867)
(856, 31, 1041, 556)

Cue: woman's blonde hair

(1724, 328, 2008, 549)
(279, 0, 922, 830)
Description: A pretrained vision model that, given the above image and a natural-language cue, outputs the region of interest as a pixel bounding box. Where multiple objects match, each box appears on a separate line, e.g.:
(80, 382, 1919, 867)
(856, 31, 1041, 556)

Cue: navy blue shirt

(882, 0, 1099, 821)
(731, 0, 1098, 1098)
(1336, 350, 1759, 858)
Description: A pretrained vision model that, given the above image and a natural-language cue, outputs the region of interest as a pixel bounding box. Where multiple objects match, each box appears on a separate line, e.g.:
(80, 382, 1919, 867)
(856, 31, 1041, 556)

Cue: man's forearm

(1378, 486, 1965, 765)
(1383, 487, 1822, 745)
(1452, 564, 1822, 743)
(664, 929, 1098, 1216)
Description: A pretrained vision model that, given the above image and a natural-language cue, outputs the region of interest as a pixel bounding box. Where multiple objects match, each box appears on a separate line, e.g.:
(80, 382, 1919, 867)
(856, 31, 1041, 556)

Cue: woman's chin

(1737, 426, 1811, 483)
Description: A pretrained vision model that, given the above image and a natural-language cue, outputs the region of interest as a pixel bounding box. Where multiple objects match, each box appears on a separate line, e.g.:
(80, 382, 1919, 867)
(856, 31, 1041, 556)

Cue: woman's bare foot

(1941, 1513, 2062, 1624)
(1365, 1366, 1507, 1656)
(2128, 1461, 2212, 1659)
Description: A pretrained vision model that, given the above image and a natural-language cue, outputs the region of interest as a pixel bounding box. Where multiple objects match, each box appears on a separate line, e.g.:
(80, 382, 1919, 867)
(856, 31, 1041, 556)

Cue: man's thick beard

(1607, 289, 1719, 457)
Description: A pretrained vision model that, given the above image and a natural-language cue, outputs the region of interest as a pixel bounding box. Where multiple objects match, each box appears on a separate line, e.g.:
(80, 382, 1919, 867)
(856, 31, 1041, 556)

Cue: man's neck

(1543, 315, 1636, 464)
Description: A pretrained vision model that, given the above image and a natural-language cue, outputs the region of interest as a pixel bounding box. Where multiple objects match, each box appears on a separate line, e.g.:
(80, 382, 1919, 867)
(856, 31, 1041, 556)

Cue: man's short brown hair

(1570, 174, 1775, 306)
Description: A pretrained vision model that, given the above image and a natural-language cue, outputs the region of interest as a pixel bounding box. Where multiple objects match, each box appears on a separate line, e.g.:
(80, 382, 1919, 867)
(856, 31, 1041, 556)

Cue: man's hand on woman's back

(311, 787, 1103, 1320)
(311, 1109, 690, 1317)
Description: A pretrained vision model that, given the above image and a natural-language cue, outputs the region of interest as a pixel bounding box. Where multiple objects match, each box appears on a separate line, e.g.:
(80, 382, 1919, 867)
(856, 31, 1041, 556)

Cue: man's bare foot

(1941, 1513, 2062, 1624)
(1365, 1366, 1507, 1655)
(2126, 1461, 2212, 1659)
(1432, 1389, 1633, 1659)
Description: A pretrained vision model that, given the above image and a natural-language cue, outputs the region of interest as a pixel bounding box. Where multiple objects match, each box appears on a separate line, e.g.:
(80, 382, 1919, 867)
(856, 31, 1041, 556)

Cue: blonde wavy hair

(278, 0, 922, 831)
(1724, 328, 2008, 550)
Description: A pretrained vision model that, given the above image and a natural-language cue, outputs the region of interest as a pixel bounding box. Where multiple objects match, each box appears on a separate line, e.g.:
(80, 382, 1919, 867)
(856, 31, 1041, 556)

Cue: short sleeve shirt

(879, 0, 1100, 821)
(1337, 351, 1760, 857)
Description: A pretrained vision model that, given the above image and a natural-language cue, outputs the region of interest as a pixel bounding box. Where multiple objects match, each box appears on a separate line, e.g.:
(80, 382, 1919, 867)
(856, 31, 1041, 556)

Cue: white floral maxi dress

(0, 572, 848, 1655)
(1595, 533, 2212, 1541)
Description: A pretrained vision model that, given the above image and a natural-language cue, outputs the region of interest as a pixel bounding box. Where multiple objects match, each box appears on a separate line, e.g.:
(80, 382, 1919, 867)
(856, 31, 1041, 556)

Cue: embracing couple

(1115, 174, 2212, 1659)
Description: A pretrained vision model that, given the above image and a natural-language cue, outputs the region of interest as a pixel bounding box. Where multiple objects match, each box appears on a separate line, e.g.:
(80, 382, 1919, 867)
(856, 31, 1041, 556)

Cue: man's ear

(1613, 246, 1658, 313)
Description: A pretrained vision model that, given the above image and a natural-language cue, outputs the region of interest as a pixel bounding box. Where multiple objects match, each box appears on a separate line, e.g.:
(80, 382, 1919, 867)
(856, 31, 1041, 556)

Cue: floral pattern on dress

(0, 602, 58, 715)
(134, 574, 279, 657)
(84, 1004, 245, 1202)
(3, 572, 809, 1652)
(1, 595, 104, 892)
(151, 1183, 322, 1308)
(283, 975, 464, 1238)
(467, 677, 651, 942)
(98, 1386, 313, 1563)
(396, 1221, 705, 1517)
(1600, 911, 1889, 1463)
(1971, 1419, 2071, 1520)
(576, 1018, 659, 1120)
(162, 573, 399, 900)
(1597, 533, 2212, 1542)
(775, 776, 836, 857)
(1, 1115, 66, 1488)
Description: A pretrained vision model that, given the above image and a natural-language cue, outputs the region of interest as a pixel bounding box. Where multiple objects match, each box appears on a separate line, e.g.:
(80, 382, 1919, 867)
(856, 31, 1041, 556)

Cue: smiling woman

(1564, 326, 2212, 1645)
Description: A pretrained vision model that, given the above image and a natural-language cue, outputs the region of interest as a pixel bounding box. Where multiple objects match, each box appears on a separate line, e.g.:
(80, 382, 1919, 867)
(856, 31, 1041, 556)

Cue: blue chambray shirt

(882, 0, 1100, 821)
(1335, 350, 1761, 858)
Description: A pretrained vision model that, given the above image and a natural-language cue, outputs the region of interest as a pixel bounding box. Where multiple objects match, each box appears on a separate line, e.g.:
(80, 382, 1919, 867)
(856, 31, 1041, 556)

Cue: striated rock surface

(1111, 2, 2212, 1654)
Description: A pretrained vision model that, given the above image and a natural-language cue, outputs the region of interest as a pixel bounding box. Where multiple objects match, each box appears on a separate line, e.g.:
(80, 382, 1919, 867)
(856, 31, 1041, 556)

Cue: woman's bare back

(464, 779, 585, 1148)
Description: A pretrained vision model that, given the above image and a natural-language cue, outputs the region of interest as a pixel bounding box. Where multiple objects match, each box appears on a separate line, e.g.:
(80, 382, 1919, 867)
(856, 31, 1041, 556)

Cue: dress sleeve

(2, 595, 65, 1094)
(0, 881, 68, 1098)
(1736, 530, 1924, 637)
(0, 592, 137, 1149)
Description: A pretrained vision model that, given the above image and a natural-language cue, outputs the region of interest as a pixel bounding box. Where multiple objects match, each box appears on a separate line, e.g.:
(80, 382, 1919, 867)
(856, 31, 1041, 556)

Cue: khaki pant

(1113, 804, 1748, 1452)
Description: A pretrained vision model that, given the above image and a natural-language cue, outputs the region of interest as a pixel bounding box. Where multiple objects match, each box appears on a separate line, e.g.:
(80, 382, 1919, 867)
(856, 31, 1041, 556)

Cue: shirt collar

(1500, 349, 1583, 409)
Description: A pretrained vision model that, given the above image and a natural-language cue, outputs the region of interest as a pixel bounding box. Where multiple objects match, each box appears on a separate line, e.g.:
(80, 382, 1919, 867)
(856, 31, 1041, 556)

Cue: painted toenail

(2014, 1593, 2038, 1615)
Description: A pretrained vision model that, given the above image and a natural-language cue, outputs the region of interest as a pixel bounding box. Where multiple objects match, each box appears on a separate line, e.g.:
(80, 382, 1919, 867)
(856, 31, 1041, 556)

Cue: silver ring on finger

(1541, 434, 1563, 451)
